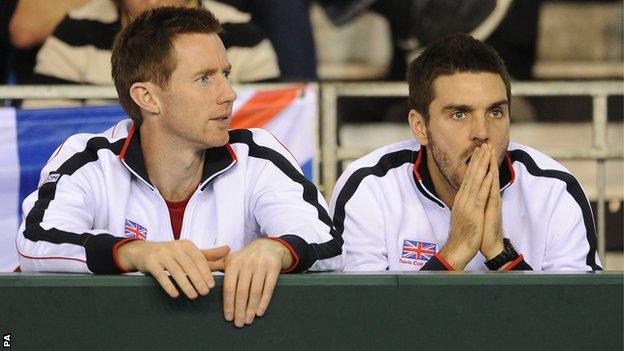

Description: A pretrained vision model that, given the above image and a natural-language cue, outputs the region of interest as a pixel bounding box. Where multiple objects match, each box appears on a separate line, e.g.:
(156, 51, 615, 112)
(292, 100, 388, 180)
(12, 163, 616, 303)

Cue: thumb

(208, 258, 226, 272)
(201, 245, 230, 261)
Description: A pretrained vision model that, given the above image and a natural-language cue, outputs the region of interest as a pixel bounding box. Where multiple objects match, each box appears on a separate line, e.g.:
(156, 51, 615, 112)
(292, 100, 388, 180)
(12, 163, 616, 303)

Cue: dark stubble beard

(426, 130, 464, 192)
(427, 130, 508, 192)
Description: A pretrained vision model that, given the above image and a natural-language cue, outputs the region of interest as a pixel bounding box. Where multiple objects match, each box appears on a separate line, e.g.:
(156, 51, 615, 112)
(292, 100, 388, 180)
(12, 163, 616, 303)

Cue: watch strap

(485, 238, 520, 270)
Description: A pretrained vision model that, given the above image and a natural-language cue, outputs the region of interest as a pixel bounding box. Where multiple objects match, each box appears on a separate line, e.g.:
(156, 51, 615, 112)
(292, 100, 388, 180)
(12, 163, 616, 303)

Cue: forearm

(9, 0, 89, 48)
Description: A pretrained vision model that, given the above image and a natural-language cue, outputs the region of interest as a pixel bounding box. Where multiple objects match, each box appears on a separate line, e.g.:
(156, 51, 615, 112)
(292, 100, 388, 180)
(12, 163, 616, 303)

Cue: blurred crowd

(1, 0, 541, 86)
(0, 0, 621, 117)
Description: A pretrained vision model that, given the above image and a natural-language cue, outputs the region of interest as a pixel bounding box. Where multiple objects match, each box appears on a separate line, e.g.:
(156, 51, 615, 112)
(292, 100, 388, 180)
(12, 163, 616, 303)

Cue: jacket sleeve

(542, 184, 602, 271)
(329, 165, 389, 272)
(245, 129, 344, 272)
(16, 139, 126, 274)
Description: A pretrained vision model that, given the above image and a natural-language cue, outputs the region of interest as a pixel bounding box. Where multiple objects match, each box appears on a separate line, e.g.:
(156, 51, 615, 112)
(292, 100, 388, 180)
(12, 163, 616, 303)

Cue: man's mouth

(212, 113, 230, 121)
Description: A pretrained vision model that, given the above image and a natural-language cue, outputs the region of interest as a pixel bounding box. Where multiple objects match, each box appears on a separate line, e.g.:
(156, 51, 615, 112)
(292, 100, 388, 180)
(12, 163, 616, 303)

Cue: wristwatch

(484, 238, 519, 270)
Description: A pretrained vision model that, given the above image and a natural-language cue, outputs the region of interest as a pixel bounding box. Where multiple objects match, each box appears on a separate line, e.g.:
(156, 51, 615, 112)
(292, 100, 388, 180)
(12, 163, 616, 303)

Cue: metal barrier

(321, 80, 624, 262)
(2, 81, 623, 261)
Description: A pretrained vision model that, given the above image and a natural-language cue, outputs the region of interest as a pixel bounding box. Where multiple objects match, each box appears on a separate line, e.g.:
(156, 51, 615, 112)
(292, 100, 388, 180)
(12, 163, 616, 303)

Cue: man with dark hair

(17, 6, 343, 328)
(330, 33, 601, 272)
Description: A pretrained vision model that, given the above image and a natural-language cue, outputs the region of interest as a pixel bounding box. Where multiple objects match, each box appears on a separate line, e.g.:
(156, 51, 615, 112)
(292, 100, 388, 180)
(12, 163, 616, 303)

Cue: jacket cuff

(84, 234, 132, 274)
(113, 238, 139, 273)
(503, 255, 533, 271)
(270, 234, 318, 273)
(264, 237, 299, 273)
(421, 253, 454, 271)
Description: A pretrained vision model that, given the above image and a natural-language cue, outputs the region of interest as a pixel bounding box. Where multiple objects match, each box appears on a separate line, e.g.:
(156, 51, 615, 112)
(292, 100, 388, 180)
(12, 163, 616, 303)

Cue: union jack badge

(124, 219, 148, 240)
(402, 239, 437, 261)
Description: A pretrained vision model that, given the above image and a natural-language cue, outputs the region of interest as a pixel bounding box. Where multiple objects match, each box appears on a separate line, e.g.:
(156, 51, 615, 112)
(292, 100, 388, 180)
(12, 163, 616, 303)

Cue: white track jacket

(18, 120, 343, 273)
(330, 139, 602, 272)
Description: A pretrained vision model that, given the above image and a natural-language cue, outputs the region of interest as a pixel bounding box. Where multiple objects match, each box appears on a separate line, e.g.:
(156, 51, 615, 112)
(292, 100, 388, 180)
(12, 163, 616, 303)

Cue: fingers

(234, 266, 253, 328)
(476, 170, 494, 209)
(458, 145, 489, 199)
(225, 261, 280, 327)
(146, 260, 180, 298)
(161, 255, 199, 299)
(208, 258, 226, 272)
(256, 266, 279, 317)
(489, 147, 500, 197)
(245, 267, 267, 325)
(175, 248, 210, 296)
(222, 262, 237, 323)
(139, 241, 219, 299)
(202, 245, 230, 261)
(219, 240, 287, 327)
(202, 246, 229, 273)
(457, 146, 481, 195)
(186, 246, 215, 290)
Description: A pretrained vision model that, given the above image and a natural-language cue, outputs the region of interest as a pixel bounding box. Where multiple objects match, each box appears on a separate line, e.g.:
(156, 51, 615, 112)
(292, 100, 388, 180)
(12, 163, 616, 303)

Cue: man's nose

(218, 78, 237, 104)
(470, 115, 489, 142)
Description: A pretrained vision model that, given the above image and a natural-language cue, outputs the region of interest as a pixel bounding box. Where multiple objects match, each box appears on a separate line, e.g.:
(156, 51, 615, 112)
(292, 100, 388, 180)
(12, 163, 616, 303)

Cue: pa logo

(2, 332, 10, 348)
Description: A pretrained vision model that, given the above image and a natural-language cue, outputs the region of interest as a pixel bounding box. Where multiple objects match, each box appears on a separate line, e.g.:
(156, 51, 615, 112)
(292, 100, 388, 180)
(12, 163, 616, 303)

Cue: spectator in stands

(4, 0, 89, 87)
(330, 33, 602, 272)
(17, 6, 342, 327)
(318, 0, 539, 81)
(24, 0, 279, 107)
(9, 0, 90, 50)
(0, 0, 18, 85)
(239, 0, 318, 81)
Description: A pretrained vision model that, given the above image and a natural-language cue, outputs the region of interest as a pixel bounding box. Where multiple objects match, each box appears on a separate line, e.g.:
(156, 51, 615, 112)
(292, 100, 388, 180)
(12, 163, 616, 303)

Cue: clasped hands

(116, 237, 293, 328)
(439, 143, 506, 270)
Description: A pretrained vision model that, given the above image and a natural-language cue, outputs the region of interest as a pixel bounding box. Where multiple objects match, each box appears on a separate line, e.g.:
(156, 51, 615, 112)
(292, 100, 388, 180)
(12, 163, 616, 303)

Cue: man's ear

(408, 109, 429, 146)
(129, 82, 160, 115)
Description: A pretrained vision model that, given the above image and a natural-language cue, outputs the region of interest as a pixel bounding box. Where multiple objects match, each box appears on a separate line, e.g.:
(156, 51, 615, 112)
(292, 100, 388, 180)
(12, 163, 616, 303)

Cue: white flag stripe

(0, 108, 20, 272)
(263, 88, 315, 164)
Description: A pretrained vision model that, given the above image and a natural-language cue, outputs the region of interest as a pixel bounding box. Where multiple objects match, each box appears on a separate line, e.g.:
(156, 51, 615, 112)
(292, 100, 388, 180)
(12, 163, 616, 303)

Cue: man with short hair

(17, 6, 343, 328)
(330, 33, 601, 272)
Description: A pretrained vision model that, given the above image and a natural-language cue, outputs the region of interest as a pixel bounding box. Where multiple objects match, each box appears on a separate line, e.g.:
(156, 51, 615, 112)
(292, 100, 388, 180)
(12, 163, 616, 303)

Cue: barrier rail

(1, 81, 623, 261)
(1, 272, 622, 350)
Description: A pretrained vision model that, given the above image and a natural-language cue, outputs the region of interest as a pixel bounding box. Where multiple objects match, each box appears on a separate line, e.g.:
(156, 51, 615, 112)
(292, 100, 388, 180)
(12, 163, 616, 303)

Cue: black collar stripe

(23, 137, 126, 246)
(228, 129, 342, 268)
(333, 149, 417, 236)
(509, 149, 602, 271)
(118, 124, 152, 187)
(500, 153, 516, 190)
(119, 124, 238, 191)
(412, 147, 445, 207)
(199, 144, 238, 190)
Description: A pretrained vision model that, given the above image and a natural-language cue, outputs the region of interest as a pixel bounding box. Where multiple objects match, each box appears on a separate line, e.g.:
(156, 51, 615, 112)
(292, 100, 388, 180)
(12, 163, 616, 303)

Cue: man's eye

(452, 111, 466, 119)
(491, 109, 503, 118)
(196, 75, 210, 85)
(223, 70, 230, 79)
